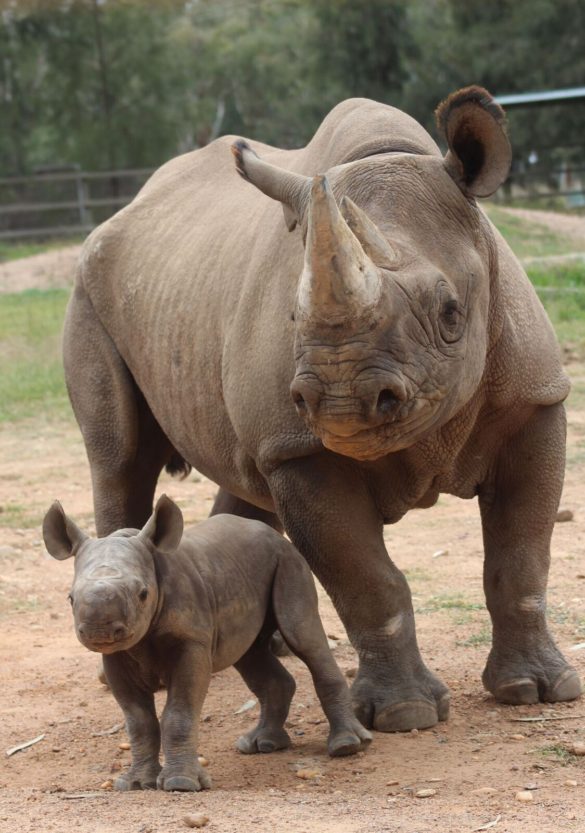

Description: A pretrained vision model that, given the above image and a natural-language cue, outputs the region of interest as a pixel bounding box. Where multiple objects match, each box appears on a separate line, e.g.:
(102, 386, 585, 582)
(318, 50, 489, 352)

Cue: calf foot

(114, 761, 161, 791)
(236, 725, 291, 754)
(328, 717, 372, 757)
(483, 642, 583, 704)
(351, 662, 450, 732)
(157, 761, 212, 792)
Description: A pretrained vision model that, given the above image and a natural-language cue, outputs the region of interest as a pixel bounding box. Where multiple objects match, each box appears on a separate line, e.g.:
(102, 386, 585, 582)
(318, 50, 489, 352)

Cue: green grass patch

(0, 237, 83, 263)
(537, 744, 576, 765)
(0, 502, 38, 528)
(527, 262, 585, 352)
(0, 288, 71, 422)
(457, 628, 491, 647)
(417, 594, 483, 614)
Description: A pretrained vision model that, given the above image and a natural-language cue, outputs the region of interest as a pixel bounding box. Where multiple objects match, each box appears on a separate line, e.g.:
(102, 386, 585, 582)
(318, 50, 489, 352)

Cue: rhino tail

(165, 451, 192, 480)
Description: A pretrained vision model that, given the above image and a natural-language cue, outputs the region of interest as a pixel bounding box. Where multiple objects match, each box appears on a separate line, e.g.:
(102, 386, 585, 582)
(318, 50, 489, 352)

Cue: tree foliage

(0, 0, 584, 176)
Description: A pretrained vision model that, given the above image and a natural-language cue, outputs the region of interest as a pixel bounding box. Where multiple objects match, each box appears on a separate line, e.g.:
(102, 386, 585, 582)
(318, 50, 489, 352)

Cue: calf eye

(139, 588, 148, 602)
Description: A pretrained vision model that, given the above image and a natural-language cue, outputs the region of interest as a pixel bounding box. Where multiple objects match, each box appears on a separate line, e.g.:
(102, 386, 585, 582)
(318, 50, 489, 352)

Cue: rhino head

(232, 87, 511, 461)
(43, 495, 183, 653)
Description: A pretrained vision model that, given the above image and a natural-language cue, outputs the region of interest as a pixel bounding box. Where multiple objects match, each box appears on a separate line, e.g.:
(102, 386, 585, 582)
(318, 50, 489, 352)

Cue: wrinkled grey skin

(43, 496, 371, 791)
(63, 86, 582, 734)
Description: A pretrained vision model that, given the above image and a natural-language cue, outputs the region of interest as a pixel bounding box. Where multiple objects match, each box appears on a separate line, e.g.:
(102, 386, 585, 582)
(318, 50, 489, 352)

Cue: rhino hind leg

(479, 402, 582, 705)
(63, 285, 178, 535)
(234, 636, 295, 754)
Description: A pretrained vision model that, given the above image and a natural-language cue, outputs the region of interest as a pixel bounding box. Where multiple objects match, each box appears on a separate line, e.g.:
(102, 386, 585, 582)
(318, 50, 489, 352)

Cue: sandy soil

(0, 384, 584, 833)
(0, 222, 584, 832)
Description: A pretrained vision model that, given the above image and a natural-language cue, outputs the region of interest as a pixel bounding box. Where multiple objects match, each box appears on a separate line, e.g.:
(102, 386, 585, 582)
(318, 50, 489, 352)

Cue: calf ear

(43, 502, 87, 560)
(139, 494, 183, 554)
(436, 86, 511, 198)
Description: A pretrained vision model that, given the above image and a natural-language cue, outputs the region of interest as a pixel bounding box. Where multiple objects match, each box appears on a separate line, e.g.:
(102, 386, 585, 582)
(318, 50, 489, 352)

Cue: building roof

(495, 87, 585, 108)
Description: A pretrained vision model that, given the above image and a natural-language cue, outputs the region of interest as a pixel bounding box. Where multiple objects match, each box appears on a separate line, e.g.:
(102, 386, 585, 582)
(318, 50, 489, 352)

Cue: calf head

(233, 86, 511, 460)
(43, 495, 183, 653)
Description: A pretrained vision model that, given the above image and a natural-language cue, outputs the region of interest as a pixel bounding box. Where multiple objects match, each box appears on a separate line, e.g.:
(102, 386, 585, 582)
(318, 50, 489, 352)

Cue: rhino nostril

(292, 391, 307, 411)
(113, 626, 126, 641)
(377, 388, 400, 415)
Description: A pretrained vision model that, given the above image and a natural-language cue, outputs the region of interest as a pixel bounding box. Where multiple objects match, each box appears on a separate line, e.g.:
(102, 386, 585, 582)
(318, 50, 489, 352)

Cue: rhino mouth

(314, 397, 439, 460)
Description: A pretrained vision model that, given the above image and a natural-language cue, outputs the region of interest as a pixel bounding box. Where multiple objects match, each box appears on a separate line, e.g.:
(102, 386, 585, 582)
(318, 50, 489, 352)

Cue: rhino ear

(436, 86, 511, 198)
(43, 501, 87, 561)
(231, 139, 311, 231)
(139, 494, 183, 554)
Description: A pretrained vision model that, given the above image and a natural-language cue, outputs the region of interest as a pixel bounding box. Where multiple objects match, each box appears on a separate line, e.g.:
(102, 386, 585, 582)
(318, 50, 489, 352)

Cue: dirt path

(0, 245, 82, 294)
(499, 207, 585, 250)
(1, 384, 584, 832)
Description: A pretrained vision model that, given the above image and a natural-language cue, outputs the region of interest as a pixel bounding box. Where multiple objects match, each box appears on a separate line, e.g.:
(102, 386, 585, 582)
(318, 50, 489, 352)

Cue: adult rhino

(64, 86, 581, 732)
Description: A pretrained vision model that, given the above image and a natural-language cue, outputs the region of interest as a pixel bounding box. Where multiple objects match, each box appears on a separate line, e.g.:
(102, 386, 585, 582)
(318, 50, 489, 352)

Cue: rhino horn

(298, 176, 381, 323)
(340, 196, 399, 271)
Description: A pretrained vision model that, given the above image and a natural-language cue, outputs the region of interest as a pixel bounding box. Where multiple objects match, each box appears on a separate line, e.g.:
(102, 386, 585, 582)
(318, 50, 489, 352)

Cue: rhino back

(76, 99, 439, 488)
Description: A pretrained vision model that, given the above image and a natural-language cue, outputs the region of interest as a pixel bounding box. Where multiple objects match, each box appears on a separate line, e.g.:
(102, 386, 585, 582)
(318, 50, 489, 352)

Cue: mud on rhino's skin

(43, 495, 372, 792)
(63, 85, 582, 733)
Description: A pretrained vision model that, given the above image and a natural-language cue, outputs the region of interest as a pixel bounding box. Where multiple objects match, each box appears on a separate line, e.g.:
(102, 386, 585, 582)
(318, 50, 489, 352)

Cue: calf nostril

(377, 388, 400, 415)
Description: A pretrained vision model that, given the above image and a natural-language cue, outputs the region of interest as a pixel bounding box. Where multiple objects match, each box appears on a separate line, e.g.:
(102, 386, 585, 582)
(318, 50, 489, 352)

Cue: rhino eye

(438, 289, 465, 344)
(139, 588, 148, 602)
(67, 593, 74, 605)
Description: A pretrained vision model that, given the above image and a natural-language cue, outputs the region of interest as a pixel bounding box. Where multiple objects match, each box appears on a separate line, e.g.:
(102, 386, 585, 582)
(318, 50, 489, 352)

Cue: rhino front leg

(157, 644, 212, 792)
(268, 456, 449, 732)
(479, 402, 582, 705)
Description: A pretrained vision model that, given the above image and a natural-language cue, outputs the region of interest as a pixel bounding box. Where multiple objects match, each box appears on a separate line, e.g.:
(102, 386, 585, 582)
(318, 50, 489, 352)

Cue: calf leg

(479, 403, 582, 704)
(234, 636, 296, 754)
(157, 644, 212, 792)
(102, 654, 161, 790)
(271, 548, 372, 756)
(64, 286, 175, 535)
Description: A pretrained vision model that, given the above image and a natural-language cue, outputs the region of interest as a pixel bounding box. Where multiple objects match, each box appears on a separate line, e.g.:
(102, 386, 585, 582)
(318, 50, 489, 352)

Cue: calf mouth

(80, 632, 136, 654)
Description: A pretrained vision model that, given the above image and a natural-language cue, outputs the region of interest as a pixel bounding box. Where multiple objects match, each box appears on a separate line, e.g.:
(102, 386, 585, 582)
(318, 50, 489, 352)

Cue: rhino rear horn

(139, 494, 183, 554)
(340, 196, 399, 271)
(43, 501, 87, 561)
(231, 140, 311, 231)
(436, 86, 511, 198)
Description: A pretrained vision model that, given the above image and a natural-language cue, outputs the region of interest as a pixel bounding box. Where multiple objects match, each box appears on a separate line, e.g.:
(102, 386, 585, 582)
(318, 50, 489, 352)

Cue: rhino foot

(157, 762, 211, 792)
(351, 667, 450, 732)
(236, 725, 291, 754)
(483, 645, 583, 704)
(327, 718, 372, 757)
(114, 762, 161, 791)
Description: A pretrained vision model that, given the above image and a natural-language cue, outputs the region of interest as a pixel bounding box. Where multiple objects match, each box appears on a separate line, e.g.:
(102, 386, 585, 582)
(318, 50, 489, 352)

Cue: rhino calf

(43, 495, 371, 791)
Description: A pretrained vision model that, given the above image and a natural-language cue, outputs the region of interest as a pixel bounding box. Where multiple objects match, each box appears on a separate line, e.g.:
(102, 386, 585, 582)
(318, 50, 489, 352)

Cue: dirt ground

(1, 213, 585, 833)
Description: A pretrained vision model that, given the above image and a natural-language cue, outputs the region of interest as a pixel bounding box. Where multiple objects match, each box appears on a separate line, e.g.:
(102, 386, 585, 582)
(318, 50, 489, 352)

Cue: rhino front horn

(298, 176, 381, 324)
